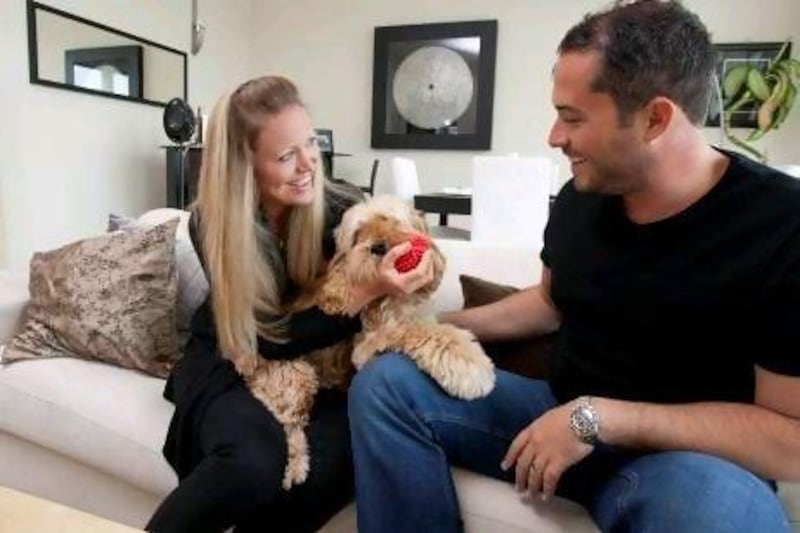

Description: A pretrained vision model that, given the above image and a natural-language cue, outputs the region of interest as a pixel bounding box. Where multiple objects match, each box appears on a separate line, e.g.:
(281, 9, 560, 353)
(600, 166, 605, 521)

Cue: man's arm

(596, 366, 800, 481)
(439, 267, 561, 341)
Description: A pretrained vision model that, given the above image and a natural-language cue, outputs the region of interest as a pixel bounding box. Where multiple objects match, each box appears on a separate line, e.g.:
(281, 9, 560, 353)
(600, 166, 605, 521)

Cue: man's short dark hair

(558, 0, 716, 125)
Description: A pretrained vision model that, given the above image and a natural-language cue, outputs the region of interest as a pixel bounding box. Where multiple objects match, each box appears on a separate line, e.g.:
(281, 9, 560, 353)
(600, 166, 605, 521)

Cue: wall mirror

(27, 1, 187, 107)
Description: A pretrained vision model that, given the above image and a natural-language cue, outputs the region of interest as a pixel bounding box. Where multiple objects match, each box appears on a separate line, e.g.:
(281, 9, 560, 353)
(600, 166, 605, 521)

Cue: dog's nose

(369, 242, 388, 256)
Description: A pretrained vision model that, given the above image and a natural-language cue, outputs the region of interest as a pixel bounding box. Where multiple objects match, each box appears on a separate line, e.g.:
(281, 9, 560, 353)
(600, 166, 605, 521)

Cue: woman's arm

(256, 307, 362, 360)
(258, 232, 435, 360)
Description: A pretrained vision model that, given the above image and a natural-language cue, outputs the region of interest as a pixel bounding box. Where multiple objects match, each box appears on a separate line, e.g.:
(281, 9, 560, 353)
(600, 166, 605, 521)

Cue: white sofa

(0, 229, 797, 531)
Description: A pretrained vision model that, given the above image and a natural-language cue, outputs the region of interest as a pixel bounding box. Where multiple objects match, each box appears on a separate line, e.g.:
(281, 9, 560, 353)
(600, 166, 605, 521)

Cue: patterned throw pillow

(3, 219, 181, 378)
(459, 274, 555, 380)
(108, 209, 208, 336)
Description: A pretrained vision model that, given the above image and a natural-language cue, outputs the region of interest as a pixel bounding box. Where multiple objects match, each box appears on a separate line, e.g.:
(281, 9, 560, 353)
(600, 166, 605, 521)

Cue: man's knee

(349, 352, 425, 413)
(597, 451, 790, 532)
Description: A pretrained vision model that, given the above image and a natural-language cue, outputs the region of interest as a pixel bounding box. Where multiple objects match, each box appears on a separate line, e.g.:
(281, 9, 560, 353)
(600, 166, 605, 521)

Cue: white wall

(2, 0, 798, 268)
(0, 0, 255, 269)
(250, 0, 800, 195)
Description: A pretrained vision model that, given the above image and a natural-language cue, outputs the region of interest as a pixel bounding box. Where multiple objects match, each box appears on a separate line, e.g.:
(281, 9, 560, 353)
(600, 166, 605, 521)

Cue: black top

(161, 186, 363, 478)
(542, 150, 800, 404)
(185, 189, 362, 361)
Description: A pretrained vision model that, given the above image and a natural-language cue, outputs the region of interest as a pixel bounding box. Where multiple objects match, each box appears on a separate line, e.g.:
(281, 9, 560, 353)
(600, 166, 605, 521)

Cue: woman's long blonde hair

(194, 76, 335, 360)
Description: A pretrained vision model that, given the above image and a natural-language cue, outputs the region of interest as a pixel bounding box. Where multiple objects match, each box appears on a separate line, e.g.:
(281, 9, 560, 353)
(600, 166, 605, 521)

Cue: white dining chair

(389, 156, 421, 201)
(471, 155, 555, 249)
(389, 156, 470, 240)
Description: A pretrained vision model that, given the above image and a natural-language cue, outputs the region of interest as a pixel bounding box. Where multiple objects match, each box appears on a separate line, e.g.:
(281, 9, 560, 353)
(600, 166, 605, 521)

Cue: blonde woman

(147, 76, 433, 533)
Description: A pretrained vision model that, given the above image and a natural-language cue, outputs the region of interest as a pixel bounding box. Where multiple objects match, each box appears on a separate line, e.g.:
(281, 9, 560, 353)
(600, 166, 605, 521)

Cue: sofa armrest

(0, 270, 29, 345)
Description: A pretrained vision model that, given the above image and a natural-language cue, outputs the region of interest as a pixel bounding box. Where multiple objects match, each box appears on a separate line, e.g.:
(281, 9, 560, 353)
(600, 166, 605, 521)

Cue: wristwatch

(569, 396, 600, 444)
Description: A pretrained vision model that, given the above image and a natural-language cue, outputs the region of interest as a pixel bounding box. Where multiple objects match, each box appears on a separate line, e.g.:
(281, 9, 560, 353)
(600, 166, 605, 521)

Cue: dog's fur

(230, 195, 495, 489)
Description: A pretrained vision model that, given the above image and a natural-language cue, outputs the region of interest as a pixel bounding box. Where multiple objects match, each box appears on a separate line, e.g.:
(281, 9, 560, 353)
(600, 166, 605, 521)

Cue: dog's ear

(316, 257, 355, 316)
(428, 241, 446, 293)
(412, 241, 446, 299)
(411, 209, 430, 235)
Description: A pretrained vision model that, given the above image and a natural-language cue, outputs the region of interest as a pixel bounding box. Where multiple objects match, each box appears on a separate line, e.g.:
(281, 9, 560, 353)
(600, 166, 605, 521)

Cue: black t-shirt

(542, 151, 800, 404)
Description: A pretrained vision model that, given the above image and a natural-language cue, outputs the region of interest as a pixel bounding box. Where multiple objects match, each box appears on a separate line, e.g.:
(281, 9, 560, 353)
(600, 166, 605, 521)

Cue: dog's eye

(369, 242, 388, 256)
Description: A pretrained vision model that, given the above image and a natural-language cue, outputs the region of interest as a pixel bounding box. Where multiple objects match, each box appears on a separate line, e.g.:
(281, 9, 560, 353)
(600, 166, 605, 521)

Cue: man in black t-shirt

(347, 1, 799, 531)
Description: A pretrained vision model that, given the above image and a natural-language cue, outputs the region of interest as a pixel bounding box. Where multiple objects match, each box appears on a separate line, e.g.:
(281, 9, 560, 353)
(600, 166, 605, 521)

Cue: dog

(232, 195, 496, 489)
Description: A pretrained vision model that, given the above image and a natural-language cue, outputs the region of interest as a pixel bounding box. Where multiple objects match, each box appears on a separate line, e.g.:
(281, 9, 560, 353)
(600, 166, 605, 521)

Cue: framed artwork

(371, 20, 497, 150)
(706, 41, 790, 128)
(65, 45, 143, 98)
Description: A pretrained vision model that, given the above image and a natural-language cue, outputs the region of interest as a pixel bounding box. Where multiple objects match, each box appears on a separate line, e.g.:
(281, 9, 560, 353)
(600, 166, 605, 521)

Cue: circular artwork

(392, 46, 474, 130)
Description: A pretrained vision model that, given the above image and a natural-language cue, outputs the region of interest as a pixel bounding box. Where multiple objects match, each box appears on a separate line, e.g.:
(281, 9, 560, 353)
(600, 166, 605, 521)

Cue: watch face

(570, 402, 599, 444)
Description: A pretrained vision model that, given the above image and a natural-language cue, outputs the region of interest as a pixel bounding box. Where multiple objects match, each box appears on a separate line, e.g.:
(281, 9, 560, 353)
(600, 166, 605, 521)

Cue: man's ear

(642, 96, 674, 142)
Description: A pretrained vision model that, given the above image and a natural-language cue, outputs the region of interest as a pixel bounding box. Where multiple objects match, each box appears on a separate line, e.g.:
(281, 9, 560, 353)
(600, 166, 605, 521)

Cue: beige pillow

(3, 219, 181, 378)
(108, 209, 208, 336)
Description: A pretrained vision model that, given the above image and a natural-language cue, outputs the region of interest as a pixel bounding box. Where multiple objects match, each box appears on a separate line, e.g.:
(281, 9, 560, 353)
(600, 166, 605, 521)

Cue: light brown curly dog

(233, 195, 495, 489)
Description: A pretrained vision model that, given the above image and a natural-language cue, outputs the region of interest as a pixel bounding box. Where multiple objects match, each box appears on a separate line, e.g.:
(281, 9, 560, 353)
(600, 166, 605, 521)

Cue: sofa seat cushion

(0, 358, 176, 495)
(429, 239, 542, 314)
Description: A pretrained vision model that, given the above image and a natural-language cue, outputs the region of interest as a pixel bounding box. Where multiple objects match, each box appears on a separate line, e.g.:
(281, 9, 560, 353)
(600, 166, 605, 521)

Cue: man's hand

(501, 401, 593, 500)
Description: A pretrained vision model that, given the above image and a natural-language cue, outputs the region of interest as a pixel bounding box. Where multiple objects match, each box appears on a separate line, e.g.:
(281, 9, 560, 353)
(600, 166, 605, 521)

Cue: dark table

(415, 193, 557, 226)
(413, 193, 471, 226)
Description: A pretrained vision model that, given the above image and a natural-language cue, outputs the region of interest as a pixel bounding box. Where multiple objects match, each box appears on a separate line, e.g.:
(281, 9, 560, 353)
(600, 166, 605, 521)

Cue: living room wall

(250, 0, 800, 194)
(0, 0, 256, 269)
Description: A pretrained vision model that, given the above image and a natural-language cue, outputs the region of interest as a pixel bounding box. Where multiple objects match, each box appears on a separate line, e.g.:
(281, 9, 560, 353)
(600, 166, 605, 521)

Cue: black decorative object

(371, 20, 498, 150)
(163, 98, 197, 209)
(163, 98, 196, 144)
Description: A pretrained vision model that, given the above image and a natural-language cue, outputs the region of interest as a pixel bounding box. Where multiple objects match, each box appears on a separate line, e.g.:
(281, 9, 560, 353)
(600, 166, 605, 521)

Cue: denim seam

(419, 413, 518, 443)
(615, 469, 638, 529)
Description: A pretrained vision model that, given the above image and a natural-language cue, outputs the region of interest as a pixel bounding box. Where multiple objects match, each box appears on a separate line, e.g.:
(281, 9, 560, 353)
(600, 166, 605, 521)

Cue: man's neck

(623, 130, 728, 225)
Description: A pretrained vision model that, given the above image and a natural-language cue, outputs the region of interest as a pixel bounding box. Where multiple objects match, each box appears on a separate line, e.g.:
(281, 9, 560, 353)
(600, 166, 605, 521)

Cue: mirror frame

(27, 0, 187, 108)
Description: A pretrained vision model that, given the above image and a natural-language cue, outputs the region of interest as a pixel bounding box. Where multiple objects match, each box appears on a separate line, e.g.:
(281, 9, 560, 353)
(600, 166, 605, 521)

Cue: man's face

(548, 51, 649, 195)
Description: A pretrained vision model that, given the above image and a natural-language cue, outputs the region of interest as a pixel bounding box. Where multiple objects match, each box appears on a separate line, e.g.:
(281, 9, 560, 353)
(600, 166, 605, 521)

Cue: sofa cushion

(108, 209, 208, 337)
(4, 220, 181, 378)
(428, 239, 542, 315)
(0, 357, 176, 496)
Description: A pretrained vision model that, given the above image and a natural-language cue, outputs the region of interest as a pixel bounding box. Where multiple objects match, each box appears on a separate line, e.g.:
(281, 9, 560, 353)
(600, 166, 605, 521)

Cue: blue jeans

(348, 353, 790, 533)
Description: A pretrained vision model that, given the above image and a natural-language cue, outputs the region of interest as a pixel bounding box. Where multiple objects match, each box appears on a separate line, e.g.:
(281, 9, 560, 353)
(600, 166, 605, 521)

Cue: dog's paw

(351, 341, 377, 370)
(413, 326, 496, 400)
(432, 346, 495, 400)
(282, 425, 310, 489)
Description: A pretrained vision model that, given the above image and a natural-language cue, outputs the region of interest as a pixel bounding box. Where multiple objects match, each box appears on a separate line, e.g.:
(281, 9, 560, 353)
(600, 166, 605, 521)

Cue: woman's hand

(378, 241, 436, 296)
(345, 241, 436, 315)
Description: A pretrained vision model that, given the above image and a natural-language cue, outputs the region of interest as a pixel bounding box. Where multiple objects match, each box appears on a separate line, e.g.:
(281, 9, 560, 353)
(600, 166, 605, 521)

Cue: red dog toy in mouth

(394, 235, 430, 273)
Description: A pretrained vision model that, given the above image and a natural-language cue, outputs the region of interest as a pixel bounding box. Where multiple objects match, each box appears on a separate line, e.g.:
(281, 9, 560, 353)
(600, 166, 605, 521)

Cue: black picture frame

(706, 41, 790, 128)
(371, 20, 497, 150)
(65, 45, 143, 99)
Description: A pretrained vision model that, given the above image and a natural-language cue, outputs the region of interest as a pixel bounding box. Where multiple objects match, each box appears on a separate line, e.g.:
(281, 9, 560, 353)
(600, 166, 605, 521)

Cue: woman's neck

(263, 202, 289, 240)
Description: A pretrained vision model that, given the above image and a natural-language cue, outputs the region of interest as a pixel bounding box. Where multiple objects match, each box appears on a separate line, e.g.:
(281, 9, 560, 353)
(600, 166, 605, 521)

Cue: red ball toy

(394, 236, 430, 273)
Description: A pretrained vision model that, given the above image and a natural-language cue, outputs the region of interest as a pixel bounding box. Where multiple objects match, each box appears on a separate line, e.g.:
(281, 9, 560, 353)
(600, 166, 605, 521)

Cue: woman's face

(252, 104, 319, 220)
